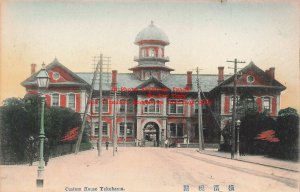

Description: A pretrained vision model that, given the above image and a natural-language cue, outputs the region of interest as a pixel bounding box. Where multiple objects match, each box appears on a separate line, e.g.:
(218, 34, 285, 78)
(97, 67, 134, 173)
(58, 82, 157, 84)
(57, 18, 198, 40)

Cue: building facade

(21, 22, 286, 146)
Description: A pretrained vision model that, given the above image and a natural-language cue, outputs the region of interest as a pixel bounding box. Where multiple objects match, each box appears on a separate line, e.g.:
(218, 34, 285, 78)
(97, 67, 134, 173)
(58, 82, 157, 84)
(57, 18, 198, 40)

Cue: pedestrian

(44, 138, 50, 166)
(26, 136, 35, 166)
(165, 139, 169, 148)
(105, 140, 109, 150)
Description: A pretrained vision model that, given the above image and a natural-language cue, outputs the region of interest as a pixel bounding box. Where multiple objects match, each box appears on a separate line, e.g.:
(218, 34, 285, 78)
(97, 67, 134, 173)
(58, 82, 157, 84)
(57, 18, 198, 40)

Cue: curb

(196, 150, 299, 173)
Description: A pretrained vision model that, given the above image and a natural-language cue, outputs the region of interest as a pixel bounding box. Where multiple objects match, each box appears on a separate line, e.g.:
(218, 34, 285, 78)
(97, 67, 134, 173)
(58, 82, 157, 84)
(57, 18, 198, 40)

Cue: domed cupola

(130, 21, 174, 81)
(134, 21, 169, 46)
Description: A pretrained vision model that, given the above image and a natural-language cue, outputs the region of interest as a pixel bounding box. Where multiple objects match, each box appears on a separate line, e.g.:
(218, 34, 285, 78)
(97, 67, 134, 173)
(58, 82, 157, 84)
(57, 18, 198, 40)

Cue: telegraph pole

(75, 58, 100, 154)
(227, 58, 245, 159)
(124, 98, 127, 147)
(113, 90, 117, 156)
(98, 54, 103, 156)
(196, 67, 204, 151)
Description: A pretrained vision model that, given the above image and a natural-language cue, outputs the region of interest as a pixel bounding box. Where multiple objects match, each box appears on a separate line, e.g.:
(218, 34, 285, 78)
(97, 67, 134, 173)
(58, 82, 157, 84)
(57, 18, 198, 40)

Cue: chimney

(31, 63, 36, 75)
(265, 67, 275, 79)
(111, 70, 118, 89)
(186, 71, 192, 89)
(218, 66, 224, 84)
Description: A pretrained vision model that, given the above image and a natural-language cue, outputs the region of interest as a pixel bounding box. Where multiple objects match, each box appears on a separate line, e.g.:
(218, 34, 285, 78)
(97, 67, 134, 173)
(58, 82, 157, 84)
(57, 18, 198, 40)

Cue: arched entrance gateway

(143, 122, 160, 147)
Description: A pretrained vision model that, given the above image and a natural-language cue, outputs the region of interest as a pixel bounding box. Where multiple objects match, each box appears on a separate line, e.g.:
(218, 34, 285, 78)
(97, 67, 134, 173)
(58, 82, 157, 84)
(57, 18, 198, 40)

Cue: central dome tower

(129, 21, 174, 80)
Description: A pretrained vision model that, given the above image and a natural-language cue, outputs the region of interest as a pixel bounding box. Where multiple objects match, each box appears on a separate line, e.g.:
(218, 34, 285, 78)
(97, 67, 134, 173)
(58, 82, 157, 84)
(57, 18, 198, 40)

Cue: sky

(1, 0, 299, 111)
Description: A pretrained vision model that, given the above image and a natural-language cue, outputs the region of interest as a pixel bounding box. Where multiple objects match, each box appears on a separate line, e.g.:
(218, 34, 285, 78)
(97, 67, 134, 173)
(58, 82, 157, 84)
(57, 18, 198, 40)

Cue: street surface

(0, 147, 299, 192)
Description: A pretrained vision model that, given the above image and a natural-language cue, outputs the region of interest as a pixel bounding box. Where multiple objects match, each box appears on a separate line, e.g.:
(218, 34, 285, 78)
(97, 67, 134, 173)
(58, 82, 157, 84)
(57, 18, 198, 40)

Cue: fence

(0, 142, 92, 165)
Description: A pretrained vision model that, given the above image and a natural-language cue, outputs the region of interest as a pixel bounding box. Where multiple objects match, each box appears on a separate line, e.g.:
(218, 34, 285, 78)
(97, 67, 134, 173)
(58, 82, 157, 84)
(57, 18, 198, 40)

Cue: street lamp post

(36, 63, 49, 188)
(236, 119, 241, 157)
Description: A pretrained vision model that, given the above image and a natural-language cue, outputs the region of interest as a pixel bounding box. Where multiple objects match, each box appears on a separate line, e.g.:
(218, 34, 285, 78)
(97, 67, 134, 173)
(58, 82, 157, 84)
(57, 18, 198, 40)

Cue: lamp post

(236, 119, 241, 157)
(36, 63, 49, 187)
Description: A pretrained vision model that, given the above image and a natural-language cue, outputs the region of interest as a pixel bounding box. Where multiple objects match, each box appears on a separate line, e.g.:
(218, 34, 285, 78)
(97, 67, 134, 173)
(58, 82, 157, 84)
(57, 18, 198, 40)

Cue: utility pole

(75, 54, 110, 155)
(98, 54, 103, 156)
(75, 57, 100, 154)
(113, 90, 117, 156)
(124, 97, 127, 147)
(227, 58, 245, 159)
(196, 67, 204, 151)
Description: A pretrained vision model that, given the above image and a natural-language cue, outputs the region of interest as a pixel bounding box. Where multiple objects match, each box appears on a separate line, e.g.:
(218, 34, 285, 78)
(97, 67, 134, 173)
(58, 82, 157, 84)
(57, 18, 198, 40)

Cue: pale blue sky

(1, 0, 299, 109)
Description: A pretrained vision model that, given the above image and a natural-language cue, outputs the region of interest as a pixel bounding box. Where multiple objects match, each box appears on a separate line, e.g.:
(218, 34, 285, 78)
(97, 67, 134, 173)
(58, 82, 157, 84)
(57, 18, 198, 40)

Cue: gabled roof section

(211, 61, 286, 92)
(136, 77, 171, 90)
(21, 58, 90, 89)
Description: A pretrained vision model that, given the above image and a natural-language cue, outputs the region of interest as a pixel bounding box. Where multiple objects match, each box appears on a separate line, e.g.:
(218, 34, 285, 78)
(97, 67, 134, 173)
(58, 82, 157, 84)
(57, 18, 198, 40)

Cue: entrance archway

(143, 122, 159, 147)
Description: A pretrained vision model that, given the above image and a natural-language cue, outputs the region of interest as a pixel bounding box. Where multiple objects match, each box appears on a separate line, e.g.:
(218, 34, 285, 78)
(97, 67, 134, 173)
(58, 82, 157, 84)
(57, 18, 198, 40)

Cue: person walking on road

(105, 140, 109, 150)
(165, 139, 169, 148)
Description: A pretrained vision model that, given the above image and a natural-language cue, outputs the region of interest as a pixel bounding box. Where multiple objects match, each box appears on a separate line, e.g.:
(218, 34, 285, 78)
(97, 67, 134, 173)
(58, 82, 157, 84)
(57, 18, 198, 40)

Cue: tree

(239, 112, 278, 155)
(275, 107, 299, 160)
(0, 95, 86, 164)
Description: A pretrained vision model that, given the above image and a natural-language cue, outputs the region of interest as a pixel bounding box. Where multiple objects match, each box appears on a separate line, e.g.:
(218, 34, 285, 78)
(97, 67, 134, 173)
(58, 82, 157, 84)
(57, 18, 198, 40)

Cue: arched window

(144, 99, 160, 114)
(144, 100, 148, 113)
(148, 98, 155, 113)
(156, 100, 160, 113)
(149, 48, 155, 57)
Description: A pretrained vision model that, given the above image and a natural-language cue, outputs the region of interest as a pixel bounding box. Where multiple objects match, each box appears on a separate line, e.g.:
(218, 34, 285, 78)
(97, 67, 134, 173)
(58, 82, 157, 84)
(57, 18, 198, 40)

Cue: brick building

(21, 22, 286, 147)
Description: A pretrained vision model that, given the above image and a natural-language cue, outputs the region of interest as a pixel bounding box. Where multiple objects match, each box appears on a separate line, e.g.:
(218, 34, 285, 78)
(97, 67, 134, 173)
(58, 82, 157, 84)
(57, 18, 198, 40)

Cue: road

(0, 148, 299, 192)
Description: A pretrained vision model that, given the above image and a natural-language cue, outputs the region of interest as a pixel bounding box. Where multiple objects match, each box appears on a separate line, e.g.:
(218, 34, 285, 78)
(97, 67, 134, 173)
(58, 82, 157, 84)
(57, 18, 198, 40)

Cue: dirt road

(1, 147, 298, 192)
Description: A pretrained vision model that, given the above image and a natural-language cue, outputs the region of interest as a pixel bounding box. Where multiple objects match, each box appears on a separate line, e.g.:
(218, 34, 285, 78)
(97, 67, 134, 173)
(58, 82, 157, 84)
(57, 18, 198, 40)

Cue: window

(102, 99, 108, 112)
(119, 99, 134, 113)
(94, 122, 99, 136)
(194, 100, 199, 114)
(119, 99, 126, 113)
(52, 72, 60, 80)
(156, 100, 160, 113)
(144, 99, 160, 114)
(169, 100, 184, 114)
(247, 75, 255, 83)
(127, 99, 134, 113)
(52, 93, 59, 107)
(230, 96, 240, 112)
(149, 48, 155, 57)
(262, 97, 271, 112)
(194, 101, 208, 114)
(119, 122, 134, 136)
(68, 93, 75, 110)
(148, 99, 155, 113)
(169, 123, 184, 137)
(141, 48, 146, 57)
(102, 122, 108, 136)
(94, 122, 108, 136)
(94, 98, 109, 113)
(194, 124, 207, 139)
